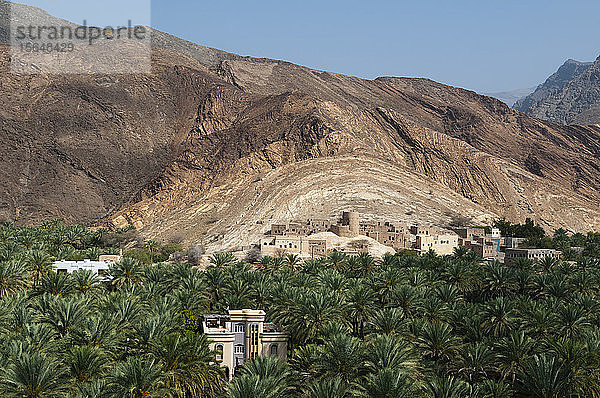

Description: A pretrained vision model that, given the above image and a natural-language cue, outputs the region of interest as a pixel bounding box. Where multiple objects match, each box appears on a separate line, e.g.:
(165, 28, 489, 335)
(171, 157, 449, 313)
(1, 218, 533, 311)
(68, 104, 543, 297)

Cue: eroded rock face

(1, 4, 600, 248)
(514, 58, 600, 125)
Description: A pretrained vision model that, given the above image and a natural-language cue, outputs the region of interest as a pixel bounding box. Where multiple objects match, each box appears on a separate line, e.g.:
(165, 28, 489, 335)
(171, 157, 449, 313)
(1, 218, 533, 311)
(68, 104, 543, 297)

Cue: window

(216, 345, 223, 361)
(270, 344, 278, 356)
(234, 345, 244, 354)
(251, 324, 259, 346)
(234, 323, 245, 333)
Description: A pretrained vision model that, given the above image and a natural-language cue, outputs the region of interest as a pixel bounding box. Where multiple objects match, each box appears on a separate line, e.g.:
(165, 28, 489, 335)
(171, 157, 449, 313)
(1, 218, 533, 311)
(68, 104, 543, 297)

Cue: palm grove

(1, 221, 600, 397)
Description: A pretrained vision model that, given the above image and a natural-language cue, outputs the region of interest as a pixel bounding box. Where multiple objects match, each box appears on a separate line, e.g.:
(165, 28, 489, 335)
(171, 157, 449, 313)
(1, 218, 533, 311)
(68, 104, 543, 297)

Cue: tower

(342, 211, 359, 237)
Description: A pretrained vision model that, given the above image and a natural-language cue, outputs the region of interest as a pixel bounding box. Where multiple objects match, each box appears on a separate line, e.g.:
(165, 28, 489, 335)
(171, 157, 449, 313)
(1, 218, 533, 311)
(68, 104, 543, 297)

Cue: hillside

(1, 3, 600, 251)
(514, 58, 600, 125)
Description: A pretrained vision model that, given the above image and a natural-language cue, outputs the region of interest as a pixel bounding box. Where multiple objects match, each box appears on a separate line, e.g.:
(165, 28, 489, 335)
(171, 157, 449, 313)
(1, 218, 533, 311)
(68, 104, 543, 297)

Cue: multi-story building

(467, 239, 497, 259)
(259, 236, 329, 258)
(202, 309, 288, 379)
(360, 221, 413, 250)
(410, 225, 442, 237)
(270, 219, 332, 236)
(504, 248, 560, 266)
(415, 232, 459, 255)
(454, 227, 486, 241)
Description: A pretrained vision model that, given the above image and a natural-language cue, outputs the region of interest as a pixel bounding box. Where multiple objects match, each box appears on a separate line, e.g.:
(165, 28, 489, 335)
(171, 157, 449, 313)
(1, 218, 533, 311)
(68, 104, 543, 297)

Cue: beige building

(360, 221, 413, 250)
(464, 238, 497, 259)
(504, 248, 560, 266)
(454, 227, 486, 241)
(410, 225, 442, 236)
(415, 232, 459, 255)
(270, 218, 332, 236)
(260, 236, 329, 258)
(98, 254, 122, 263)
(202, 309, 288, 379)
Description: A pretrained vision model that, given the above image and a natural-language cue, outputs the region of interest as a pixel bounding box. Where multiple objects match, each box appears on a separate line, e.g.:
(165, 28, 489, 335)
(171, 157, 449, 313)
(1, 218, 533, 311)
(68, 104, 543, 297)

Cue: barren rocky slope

(515, 58, 600, 125)
(1, 3, 600, 250)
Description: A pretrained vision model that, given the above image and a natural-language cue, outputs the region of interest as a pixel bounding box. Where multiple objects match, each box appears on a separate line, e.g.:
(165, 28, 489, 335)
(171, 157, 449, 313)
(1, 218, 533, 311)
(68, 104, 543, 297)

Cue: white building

(53, 258, 116, 278)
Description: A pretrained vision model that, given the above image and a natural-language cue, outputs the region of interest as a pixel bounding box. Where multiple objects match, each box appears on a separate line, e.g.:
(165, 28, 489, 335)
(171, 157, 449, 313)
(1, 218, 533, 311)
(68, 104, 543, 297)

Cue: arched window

(234, 323, 245, 333)
(215, 344, 223, 361)
(270, 344, 278, 356)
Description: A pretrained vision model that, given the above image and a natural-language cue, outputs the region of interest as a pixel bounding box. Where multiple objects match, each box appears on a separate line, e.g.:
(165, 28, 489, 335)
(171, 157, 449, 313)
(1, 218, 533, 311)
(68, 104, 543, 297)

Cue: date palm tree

(66, 345, 108, 383)
(556, 304, 590, 339)
(109, 258, 142, 288)
(239, 356, 292, 395)
(283, 254, 301, 271)
(106, 357, 162, 398)
(515, 354, 570, 398)
(27, 250, 53, 286)
(35, 271, 74, 297)
(367, 308, 406, 335)
(495, 331, 535, 383)
(476, 380, 512, 398)
(306, 377, 350, 398)
(38, 296, 89, 337)
(365, 334, 420, 376)
(345, 280, 376, 338)
(73, 314, 120, 350)
(0, 260, 29, 298)
(422, 376, 469, 398)
(483, 297, 517, 338)
(209, 252, 236, 268)
(417, 322, 461, 369)
(326, 251, 347, 273)
(143, 240, 160, 264)
(390, 285, 421, 319)
(71, 269, 101, 295)
(359, 368, 415, 398)
(275, 289, 345, 347)
(315, 333, 365, 382)
(0, 351, 68, 397)
(227, 374, 286, 398)
(455, 342, 495, 382)
(150, 332, 225, 397)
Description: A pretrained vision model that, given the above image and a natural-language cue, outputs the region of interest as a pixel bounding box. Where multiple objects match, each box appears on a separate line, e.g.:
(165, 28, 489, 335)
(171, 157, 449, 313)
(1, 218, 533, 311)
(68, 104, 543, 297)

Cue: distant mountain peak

(514, 57, 600, 124)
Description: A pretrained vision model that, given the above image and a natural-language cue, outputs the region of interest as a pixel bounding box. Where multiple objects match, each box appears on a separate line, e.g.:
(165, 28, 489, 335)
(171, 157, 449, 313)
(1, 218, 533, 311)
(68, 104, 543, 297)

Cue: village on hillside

(259, 211, 561, 265)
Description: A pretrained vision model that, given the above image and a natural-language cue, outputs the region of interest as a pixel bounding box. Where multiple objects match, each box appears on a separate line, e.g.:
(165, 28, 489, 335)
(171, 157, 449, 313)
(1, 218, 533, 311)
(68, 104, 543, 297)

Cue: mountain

(514, 58, 600, 125)
(483, 87, 535, 107)
(1, 3, 600, 251)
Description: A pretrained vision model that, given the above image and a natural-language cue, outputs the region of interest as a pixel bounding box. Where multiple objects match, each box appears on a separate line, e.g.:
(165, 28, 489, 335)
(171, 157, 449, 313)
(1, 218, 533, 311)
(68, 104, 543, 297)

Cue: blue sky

(14, 0, 600, 92)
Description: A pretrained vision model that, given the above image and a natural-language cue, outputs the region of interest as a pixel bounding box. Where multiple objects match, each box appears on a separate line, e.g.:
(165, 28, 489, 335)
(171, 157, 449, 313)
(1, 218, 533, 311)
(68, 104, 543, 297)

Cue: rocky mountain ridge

(514, 58, 600, 125)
